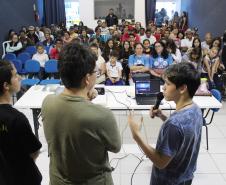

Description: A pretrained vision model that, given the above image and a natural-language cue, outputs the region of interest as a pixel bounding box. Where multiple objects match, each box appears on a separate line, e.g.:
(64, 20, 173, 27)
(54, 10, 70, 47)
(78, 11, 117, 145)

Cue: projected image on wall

(94, 0, 134, 19)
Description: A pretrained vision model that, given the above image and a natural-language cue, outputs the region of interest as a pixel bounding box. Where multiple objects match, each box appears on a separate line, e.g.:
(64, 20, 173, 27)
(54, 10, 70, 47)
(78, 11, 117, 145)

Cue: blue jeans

(105, 78, 124, 86)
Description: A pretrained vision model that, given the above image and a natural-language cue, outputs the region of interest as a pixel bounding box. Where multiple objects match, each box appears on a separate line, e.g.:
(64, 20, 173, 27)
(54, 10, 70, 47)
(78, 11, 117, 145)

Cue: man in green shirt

(41, 43, 121, 185)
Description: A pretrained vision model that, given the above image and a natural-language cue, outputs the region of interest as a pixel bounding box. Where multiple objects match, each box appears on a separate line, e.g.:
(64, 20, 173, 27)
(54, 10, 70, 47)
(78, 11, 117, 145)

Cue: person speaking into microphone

(128, 62, 202, 185)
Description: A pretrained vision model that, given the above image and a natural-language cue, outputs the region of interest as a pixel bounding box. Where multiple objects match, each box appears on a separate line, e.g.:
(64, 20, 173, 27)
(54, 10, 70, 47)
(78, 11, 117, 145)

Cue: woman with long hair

(149, 41, 173, 79)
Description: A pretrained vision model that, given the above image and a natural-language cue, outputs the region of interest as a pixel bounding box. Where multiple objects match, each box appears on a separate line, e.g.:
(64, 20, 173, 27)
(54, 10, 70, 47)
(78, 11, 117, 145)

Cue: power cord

(130, 155, 146, 185)
(105, 89, 131, 110)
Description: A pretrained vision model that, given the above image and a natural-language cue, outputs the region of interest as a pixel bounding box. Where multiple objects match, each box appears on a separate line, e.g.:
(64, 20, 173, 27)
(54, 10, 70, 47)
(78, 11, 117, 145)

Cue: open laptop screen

(135, 79, 160, 95)
(135, 81, 151, 95)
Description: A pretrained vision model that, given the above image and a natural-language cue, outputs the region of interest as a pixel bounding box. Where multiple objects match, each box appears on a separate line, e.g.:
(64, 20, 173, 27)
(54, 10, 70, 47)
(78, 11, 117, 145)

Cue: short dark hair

(58, 43, 97, 88)
(109, 50, 118, 58)
(89, 42, 98, 49)
(0, 60, 13, 96)
(163, 62, 201, 98)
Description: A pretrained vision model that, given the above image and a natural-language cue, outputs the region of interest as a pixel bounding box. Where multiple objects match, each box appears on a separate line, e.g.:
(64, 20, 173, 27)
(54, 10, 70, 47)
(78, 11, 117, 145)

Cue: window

(65, 0, 80, 28)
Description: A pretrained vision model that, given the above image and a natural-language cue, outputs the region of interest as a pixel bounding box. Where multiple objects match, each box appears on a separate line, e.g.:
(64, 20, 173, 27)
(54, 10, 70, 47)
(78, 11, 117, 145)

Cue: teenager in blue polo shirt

(128, 62, 203, 185)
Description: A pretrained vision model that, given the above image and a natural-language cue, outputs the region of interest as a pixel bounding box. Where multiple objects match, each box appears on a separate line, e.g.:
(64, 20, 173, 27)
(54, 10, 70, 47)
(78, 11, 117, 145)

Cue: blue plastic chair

(40, 60, 61, 85)
(3, 53, 16, 61)
(203, 89, 222, 150)
(21, 59, 40, 86)
(17, 52, 31, 75)
(11, 59, 22, 73)
(17, 52, 31, 64)
(25, 46, 37, 55)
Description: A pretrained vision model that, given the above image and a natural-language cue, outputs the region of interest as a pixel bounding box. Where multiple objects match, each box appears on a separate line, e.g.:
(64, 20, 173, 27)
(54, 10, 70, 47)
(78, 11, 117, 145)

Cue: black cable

(105, 89, 131, 110)
(130, 158, 144, 185)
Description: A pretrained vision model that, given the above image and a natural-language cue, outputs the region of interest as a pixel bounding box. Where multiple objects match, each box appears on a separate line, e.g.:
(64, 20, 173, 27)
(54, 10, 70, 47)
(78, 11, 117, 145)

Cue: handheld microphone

(151, 92, 164, 118)
(153, 92, 164, 110)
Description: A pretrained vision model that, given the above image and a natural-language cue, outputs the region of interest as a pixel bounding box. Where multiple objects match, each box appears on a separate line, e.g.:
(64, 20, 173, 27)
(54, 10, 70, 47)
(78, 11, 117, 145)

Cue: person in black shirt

(0, 60, 42, 185)
(105, 8, 118, 27)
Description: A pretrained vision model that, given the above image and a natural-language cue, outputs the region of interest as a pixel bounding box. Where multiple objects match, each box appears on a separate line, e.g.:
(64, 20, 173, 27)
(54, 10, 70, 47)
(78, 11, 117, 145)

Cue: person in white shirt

(106, 51, 124, 85)
(6, 33, 23, 55)
(90, 43, 106, 84)
(201, 32, 212, 53)
(180, 29, 194, 53)
(32, 44, 49, 79)
(166, 39, 182, 63)
(140, 29, 156, 45)
(100, 21, 110, 35)
(35, 27, 45, 42)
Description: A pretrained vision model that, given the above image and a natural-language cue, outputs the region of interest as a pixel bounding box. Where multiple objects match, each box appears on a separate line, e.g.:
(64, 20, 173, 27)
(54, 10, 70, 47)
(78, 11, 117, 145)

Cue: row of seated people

(2, 21, 226, 93)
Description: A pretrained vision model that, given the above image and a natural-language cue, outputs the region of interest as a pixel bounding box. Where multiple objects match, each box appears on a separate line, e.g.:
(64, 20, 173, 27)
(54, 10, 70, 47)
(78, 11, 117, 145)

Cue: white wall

(79, 0, 145, 29)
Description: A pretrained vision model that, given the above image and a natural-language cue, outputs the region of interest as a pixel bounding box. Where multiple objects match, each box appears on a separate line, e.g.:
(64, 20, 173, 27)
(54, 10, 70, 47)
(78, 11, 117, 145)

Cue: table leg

(32, 108, 41, 139)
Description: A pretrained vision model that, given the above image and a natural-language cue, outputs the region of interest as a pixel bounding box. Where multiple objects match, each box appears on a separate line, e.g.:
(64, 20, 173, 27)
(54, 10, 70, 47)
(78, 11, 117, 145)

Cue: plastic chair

(24, 46, 37, 55)
(203, 89, 222, 150)
(17, 52, 31, 64)
(3, 53, 16, 61)
(17, 52, 31, 75)
(39, 59, 61, 85)
(21, 59, 40, 86)
(11, 59, 22, 73)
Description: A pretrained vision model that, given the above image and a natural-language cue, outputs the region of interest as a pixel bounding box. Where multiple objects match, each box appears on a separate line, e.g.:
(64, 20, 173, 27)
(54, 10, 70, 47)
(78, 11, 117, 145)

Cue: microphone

(151, 92, 164, 118)
(153, 92, 164, 110)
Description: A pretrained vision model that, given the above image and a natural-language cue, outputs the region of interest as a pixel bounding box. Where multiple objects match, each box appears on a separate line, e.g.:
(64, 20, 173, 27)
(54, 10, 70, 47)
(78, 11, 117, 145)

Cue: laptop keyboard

(136, 97, 156, 105)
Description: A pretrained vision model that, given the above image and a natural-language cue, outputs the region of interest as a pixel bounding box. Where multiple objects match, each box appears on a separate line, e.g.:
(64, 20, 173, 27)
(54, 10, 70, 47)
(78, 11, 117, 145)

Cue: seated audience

(27, 26, 39, 45)
(50, 39, 63, 60)
(201, 47, 221, 88)
(79, 29, 89, 46)
(128, 43, 149, 74)
(166, 39, 182, 63)
(106, 51, 124, 85)
(201, 32, 212, 54)
(150, 41, 173, 79)
(182, 47, 202, 73)
(180, 28, 194, 53)
(102, 39, 116, 61)
(90, 43, 106, 84)
(62, 31, 73, 45)
(143, 39, 152, 56)
(6, 33, 23, 55)
(140, 29, 156, 45)
(32, 44, 49, 79)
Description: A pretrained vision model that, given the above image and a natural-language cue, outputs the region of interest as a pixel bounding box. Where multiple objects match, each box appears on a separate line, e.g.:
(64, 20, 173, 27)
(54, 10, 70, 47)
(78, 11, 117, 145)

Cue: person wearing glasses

(41, 43, 121, 185)
(149, 41, 173, 80)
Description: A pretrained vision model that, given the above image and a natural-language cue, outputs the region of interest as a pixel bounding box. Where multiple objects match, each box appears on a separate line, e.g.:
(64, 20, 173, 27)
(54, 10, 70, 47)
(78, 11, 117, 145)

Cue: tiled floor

(18, 101, 226, 185)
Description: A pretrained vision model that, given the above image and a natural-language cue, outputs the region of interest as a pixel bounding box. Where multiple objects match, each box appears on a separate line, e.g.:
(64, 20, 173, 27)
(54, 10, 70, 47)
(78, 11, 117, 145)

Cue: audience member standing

(105, 8, 118, 27)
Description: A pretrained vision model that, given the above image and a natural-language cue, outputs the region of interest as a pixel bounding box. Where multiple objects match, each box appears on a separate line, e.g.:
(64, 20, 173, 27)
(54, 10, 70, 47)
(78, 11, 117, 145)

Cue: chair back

(25, 46, 37, 55)
(3, 53, 16, 61)
(17, 52, 31, 65)
(210, 89, 222, 112)
(24, 59, 40, 73)
(11, 59, 22, 73)
(45, 59, 58, 73)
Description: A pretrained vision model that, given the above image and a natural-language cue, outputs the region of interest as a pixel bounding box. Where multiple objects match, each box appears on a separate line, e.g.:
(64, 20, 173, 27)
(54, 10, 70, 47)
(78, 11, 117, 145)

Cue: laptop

(135, 79, 160, 105)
